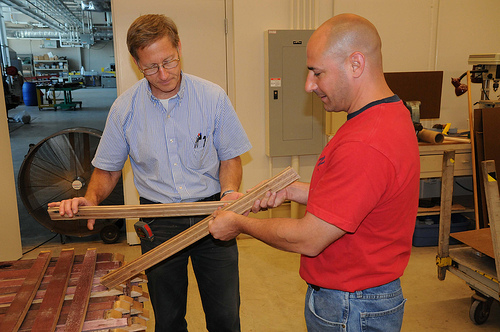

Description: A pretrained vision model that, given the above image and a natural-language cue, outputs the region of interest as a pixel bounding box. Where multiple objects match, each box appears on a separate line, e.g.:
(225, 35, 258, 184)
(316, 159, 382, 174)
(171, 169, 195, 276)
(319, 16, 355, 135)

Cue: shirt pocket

(186, 134, 218, 170)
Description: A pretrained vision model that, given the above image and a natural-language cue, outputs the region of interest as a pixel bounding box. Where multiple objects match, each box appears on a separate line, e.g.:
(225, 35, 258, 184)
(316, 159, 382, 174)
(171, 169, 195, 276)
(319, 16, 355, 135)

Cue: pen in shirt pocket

(194, 133, 202, 148)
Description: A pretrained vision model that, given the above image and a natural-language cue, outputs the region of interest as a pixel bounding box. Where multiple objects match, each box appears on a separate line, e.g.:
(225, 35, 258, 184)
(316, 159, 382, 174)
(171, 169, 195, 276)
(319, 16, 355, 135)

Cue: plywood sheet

(451, 228, 494, 258)
(384, 71, 443, 119)
(481, 107, 500, 164)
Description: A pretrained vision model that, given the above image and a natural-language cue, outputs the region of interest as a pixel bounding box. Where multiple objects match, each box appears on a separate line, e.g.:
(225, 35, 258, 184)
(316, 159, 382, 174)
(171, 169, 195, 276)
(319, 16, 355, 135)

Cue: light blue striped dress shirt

(92, 72, 252, 203)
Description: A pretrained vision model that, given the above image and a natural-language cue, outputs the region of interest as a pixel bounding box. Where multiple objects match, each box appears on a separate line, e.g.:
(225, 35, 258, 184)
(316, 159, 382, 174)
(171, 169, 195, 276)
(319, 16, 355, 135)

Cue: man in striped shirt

(50, 14, 251, 332)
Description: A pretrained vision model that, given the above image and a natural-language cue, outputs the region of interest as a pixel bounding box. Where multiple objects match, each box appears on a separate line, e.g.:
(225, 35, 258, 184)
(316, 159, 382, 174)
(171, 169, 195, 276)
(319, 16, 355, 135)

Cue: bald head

(305, 14, 393, 114)
(312, 13, 383, 71)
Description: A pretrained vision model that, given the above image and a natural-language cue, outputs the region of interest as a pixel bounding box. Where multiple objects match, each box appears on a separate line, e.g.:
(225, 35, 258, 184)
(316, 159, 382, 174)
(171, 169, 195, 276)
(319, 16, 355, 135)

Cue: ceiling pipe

(1, 0, 113, 44)
(6, 28, 59, 39)
(0, 0, 65, 32)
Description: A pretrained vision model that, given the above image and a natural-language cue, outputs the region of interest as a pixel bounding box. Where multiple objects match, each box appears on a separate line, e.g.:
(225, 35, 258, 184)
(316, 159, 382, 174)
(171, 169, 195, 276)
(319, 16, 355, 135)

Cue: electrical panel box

(265, 30, 325, 157)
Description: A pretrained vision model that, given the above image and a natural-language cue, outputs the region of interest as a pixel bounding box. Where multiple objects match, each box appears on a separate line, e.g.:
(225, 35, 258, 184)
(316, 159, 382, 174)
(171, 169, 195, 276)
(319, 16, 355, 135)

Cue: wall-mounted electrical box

(265, 30, 325, 157)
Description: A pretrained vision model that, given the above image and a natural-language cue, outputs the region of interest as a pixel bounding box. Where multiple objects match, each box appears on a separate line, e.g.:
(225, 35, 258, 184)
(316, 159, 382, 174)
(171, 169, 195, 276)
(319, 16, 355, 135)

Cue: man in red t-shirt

(209, 13, 420, 331)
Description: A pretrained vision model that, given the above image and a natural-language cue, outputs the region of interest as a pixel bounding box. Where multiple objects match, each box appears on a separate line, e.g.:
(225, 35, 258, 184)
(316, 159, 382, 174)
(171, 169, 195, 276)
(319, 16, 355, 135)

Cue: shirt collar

(145, 70, 186, 102)
(347, 95, 400, 120)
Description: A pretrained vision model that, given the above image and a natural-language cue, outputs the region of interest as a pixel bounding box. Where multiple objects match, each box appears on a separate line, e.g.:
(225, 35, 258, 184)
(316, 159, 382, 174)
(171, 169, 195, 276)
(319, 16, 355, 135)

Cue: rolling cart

(436, 152, 500, 325)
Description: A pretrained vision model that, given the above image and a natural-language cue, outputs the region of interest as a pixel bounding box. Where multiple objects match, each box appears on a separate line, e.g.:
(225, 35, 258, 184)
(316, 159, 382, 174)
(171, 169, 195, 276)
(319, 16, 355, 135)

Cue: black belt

(140, 192, 221, 205)
(309, 283, 321, 291)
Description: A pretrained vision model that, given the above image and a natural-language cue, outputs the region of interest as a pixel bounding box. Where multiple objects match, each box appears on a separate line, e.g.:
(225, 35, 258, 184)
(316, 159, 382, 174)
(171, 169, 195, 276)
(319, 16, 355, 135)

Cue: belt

(140, 192, 221, 205)
(139, 193, 221, 222)
(309, 283, 321, 291)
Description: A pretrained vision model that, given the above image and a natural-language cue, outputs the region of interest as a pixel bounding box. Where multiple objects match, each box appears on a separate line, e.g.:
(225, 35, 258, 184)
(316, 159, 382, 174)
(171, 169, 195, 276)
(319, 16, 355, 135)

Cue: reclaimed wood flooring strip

(0, 252, 117, 277)
(78, 317, 129, 331)
(0, 251, 52, 332)
(48, 201, 229, 220)
(0, 258, 120, 285)
(0, 279, 24, 289)
(18, 297, 116, 331)
(0, 261, 34, 275)
(101, 167, 299, 289)
(1, 273, 122, 306)
(0, 285, 18, 296)
(31, 249, 75, 332)
(64, 248, 97, 332)
(21, 316, 129, 332)
(0, 269, 33, 281)
(0, 260, 119, 291)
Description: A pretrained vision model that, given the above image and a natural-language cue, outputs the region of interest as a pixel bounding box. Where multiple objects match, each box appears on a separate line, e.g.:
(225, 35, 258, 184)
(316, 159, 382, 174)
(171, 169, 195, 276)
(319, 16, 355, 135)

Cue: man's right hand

(250, 189, 288, 214)
(248, 180, 309, 214)
(48, 197, 97, 230)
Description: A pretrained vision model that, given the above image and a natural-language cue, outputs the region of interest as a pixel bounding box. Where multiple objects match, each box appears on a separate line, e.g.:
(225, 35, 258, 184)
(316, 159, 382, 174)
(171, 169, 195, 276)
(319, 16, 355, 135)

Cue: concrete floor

(8, 87, 500, 331)
(8, 86, 116, 247)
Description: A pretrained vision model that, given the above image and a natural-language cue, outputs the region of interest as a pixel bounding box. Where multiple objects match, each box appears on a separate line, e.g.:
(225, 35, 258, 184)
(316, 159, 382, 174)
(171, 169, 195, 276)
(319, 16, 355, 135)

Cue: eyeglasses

(140, 56, 180, 76)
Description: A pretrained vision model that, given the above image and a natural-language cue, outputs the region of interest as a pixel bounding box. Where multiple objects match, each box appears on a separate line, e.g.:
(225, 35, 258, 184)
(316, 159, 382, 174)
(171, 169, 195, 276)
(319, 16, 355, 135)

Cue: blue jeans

(304, 278, 406, 332)
(140, 199, 240, 332)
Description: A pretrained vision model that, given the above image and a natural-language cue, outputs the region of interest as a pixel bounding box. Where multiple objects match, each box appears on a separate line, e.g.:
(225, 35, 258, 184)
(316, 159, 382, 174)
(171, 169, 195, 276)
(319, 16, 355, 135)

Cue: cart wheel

(469, 299, 491, 325)
(100, 224, 121, 244)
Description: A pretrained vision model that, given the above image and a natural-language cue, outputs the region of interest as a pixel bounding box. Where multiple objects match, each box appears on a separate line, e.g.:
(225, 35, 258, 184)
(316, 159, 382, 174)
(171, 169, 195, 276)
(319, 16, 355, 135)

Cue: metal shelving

(34, 59, 68, 77)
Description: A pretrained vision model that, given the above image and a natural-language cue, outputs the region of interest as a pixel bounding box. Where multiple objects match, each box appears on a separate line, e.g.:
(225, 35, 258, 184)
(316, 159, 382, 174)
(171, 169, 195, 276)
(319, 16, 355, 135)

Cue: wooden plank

(0, 251, 52, 332)
(0, 261, 122, 306)
(31, 249, 74, 332)
(466, 71, 481, 228)
(101, 166, 300, 289)
(52, 317, 129, 332)
(79, 318, 129, 331)
(101, 167, 299, 288)
(1, 283, 118, 306)
(47, 201, 229, 221)
(417, 203, 467, 215)
(1, 250, 143, 332)
(64, 248, 97, 332)
(481, 160, 500, 283)
(437, 150, 455, 280)
(17, 297, 117, 331)
(0, 256, 120, 283)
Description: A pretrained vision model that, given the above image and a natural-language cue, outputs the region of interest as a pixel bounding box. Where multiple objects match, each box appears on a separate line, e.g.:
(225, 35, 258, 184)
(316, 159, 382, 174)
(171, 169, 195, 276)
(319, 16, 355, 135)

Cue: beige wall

(0, 81, 23, 260)
(107, 0, 500, 202)
(233, 0, 500, 190)
(333, 0, 500, 131)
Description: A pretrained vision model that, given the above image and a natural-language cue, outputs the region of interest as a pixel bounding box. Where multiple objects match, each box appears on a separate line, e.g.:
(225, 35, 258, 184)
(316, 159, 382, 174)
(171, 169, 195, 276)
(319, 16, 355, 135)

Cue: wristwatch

(220, 190, 235, 199)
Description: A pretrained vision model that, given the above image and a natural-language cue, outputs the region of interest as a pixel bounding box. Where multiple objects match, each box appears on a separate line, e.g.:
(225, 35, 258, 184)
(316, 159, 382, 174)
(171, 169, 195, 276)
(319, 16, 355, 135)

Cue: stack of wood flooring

(0, 249, 149, 332)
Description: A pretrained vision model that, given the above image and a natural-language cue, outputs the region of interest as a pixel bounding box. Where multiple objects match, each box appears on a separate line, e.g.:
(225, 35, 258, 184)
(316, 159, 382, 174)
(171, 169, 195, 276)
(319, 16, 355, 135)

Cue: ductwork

(0, 0, 112, 44)
(6, 28, 59, 39)
(81, 0, 110, 12)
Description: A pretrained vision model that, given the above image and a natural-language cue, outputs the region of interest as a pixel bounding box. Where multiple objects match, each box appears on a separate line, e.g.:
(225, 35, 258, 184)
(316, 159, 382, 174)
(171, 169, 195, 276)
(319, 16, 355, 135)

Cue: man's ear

(350, 52, 365, 78)
(177, 40, 182, 57)
(132, 57, 140, 69)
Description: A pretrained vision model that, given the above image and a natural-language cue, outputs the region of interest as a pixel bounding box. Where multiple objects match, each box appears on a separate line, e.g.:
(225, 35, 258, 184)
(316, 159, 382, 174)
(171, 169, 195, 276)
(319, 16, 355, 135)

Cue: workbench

(36, 83, 83, 111)
(418, 141, 474, 217)
(419, 141, 472, 179)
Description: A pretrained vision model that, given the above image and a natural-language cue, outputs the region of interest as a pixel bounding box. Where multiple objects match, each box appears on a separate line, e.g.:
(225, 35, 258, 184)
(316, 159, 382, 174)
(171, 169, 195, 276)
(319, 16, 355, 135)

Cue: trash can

(22, 82, 38, 106)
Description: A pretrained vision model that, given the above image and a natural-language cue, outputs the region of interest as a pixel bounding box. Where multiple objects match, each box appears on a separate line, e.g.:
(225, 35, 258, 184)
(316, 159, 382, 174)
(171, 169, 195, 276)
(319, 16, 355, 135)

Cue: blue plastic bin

(412, 214, 471, 247)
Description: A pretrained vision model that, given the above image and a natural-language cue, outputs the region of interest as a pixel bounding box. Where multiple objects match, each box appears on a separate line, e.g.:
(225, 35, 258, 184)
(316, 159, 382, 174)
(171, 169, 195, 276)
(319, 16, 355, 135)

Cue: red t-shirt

(300, 97, 420, 292)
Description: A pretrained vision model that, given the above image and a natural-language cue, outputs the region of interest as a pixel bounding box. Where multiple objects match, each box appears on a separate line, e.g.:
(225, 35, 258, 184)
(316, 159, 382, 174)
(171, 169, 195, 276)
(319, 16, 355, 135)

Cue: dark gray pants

(140, 197, 241, 332)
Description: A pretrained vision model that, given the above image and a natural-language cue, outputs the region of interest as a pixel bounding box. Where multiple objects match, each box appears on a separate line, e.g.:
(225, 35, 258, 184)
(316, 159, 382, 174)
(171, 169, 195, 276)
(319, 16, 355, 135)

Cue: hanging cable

(20, 233, 58, 258)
